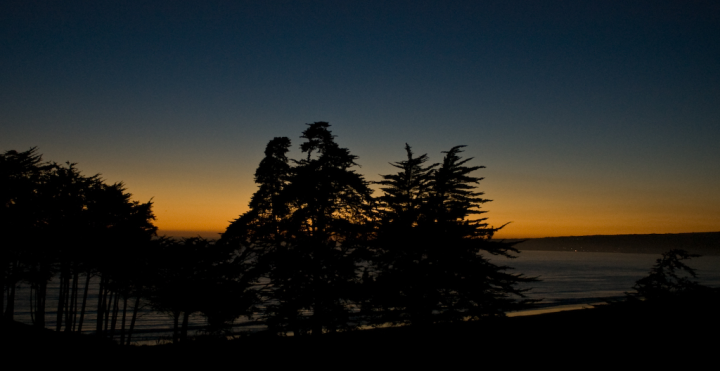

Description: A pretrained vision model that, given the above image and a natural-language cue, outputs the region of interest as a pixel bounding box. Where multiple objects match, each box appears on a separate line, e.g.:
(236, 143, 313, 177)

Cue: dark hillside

(514, 232, 720, 255)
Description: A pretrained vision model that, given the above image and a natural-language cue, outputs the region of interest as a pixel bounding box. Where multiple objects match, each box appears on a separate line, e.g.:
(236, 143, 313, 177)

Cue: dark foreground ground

(5, 299, 719, 367)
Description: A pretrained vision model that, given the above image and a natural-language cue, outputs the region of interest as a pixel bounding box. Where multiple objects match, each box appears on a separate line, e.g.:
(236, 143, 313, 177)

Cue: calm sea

(499, 250, 720, 315)
(8, 250, 720, 343)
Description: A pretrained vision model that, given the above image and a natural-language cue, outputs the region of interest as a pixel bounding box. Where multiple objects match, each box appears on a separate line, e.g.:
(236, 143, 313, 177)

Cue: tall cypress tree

(368, 144, 437, 324)
(373, 145, 534, 325)
(223, 137, 292, 253)
(1, 148, 47, 321)
(281, 122, 373, 335)
(228, 123, 373, 335)
(221, 137, 293, 333)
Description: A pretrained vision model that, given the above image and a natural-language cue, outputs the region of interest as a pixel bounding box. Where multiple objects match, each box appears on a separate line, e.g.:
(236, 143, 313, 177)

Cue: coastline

(511, 231, 720, 255)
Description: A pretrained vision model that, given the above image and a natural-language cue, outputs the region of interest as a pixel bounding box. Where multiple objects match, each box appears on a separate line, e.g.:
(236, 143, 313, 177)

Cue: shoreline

(6, 297, 719, 368)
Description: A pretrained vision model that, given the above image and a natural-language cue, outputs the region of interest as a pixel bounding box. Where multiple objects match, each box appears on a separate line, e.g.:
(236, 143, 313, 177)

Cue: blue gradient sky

(2, 1, 719, 237)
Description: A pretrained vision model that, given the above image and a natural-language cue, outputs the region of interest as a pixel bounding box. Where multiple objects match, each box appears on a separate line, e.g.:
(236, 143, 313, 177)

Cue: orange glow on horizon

(130, 156, 719, 240)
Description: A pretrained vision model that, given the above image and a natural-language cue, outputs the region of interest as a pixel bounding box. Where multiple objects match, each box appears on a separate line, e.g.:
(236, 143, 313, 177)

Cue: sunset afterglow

(3, 2, 718, 239)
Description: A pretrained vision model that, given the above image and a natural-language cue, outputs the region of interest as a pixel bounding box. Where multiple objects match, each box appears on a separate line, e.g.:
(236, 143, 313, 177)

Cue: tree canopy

(369, 145, 534, 325)
(5, 125, 535, 341)
(628, 249, 711, 301)
(223, 123, 533, 334)
(223, 122, 374, 336)
(1, 148, 157, 343)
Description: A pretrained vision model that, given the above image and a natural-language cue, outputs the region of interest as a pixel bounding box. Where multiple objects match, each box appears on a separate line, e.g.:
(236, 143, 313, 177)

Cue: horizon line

(156, 229, 720, 240)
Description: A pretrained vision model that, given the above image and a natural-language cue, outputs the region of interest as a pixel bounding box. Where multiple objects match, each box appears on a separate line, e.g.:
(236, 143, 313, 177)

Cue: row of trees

(3, 123, 535, 342)
(222, 122, 535, 336)
(142, 236, 257, 343)
(0, 149, 253, 344)
(1, 148, 155, 342)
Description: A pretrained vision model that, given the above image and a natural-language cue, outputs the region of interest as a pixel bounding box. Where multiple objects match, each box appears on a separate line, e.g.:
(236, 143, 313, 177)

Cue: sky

(2, 1, 719, 238)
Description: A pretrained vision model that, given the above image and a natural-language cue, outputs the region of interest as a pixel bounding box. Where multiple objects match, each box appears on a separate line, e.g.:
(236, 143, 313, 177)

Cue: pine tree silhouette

(224, 123, 373, 336)
(371, 145, 535, 325)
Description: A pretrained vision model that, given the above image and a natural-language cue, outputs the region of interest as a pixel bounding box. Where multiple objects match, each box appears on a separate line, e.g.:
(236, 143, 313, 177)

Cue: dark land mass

(6, 297, 718, 366)
(512, 232, 720, 255)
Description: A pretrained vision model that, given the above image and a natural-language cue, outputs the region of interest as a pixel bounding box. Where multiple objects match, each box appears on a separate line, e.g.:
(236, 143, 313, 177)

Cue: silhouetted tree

(147, 237, 253, 343)
(371, 145, 533, 325)
(275, 123, 373, 335)
(367, 144, 436, 322)
(1, 148, 48, 322)
(146, 237, 198, 344)
(376, 144, 438, 229)
(196, 240, 257, 337)
(223, 137, 292, 263)
(92, 183, 156, 342)
(2, 147, 157, 339)
(38, 162, 97, 332)
(226, 124, 373, 336)
(221, 137, 293, 333)
(628, 249, 707, 301)
(612, 249, 720, 323)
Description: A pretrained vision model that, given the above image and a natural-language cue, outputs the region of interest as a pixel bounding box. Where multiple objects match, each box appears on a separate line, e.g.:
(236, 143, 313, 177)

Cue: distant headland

(510, 232, 720, 255)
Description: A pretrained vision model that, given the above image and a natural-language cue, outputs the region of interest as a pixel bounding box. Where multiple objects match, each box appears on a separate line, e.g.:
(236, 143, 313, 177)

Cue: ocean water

(498, 250, 720, 310)
(8, 250, 720, 343)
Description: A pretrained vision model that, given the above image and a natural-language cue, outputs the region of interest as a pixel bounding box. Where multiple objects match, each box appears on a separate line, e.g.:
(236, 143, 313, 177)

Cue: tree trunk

(173, 310, 180, 344)
(96, 276, 106, 335)
(0, 258, 6, 320)
(68, 270, 79, 331)
(2, 259, 18, 320)
(104, 289, 113, 334)
(36, 280, 46, 328)
(5, 282, 16, 321)
(109, 291, 120, 339)
(56, 269, 67, 331)
(63, 272, 73, 332)
(126, 295, 141, 346)
(181, 311, 190, 342)
(77, 273, 91, 332)
(120, 295, 128, 345)
(29, 285, 35, 324)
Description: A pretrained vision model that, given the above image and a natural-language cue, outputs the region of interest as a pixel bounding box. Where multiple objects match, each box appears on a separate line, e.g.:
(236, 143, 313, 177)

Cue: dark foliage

(224, 126, 534, 334)
(627, 249, 715, 302)
(368, 145, 535, 325)
(5, 128, 538, 341)
(1, 148, 157, 344)
(147, 237, 255, 343)
(223, 123, 374, 336)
